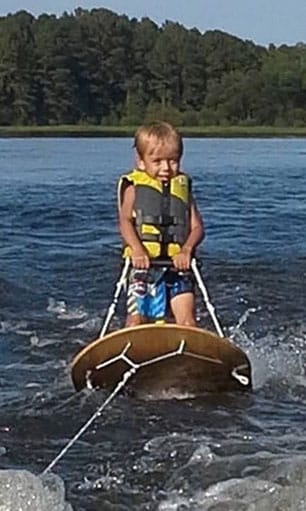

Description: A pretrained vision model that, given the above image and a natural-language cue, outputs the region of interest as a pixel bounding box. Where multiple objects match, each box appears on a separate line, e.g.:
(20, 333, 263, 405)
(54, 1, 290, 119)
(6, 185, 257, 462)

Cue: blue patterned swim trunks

(127, 267, 194, 320)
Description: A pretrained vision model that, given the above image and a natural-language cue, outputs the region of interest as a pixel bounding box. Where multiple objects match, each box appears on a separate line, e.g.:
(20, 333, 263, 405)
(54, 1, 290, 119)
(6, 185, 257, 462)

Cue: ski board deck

(71, 324, 252, 395)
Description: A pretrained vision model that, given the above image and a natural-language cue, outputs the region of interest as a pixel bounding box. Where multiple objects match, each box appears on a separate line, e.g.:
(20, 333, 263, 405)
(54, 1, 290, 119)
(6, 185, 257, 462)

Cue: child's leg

(125, 268, 148, 327)
(125, 313, 147, 327)
(168, 270, 196, 326)
(170, 292, 196, 326)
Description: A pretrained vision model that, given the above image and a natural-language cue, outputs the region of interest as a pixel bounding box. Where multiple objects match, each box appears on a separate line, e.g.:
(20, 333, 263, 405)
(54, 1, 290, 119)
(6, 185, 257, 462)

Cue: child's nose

(161, 160, 171, 171)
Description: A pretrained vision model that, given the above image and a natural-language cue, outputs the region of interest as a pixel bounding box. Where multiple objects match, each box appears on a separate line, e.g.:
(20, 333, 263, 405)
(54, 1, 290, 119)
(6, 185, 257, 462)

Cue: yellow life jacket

(118, 169, 191, 258)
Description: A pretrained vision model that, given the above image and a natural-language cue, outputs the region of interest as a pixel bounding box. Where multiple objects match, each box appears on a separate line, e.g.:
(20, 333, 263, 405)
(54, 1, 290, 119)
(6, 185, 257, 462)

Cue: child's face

(137, 139, 181, 182)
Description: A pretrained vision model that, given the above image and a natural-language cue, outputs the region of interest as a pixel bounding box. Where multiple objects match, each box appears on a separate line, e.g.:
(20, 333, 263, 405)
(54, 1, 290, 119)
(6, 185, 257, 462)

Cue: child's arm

(119, 185, 150, 269)
(172, 199, 205, 271)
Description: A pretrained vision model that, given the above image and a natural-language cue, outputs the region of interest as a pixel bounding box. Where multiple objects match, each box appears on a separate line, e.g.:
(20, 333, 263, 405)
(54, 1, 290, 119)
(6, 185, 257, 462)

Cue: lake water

(0, 137, 305, 510)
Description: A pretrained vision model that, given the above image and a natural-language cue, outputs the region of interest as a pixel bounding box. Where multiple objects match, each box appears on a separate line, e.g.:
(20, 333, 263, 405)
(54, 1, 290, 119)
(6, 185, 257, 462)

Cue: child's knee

(172, 306, 196, 326)
(125, 314, 145, 327)
(176, 315, 196, 327)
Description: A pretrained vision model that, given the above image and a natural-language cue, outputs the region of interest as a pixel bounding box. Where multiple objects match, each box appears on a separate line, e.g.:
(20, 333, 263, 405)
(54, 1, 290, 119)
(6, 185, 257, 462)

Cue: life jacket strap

(140, 233, 181, 244)
(139, 214, 184, 226)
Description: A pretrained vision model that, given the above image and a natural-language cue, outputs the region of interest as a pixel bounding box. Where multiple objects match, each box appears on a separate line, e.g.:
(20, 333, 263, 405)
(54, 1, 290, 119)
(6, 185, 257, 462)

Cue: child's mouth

(158, 173, 170, 181)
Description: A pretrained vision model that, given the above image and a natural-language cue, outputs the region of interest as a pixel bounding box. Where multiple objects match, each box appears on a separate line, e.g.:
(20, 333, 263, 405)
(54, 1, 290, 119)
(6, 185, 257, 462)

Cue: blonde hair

(134, 121, 183, 158)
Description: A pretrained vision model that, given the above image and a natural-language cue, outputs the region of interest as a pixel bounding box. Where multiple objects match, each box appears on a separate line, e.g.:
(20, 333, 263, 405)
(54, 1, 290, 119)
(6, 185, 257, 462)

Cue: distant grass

(1, 124, 306, 138)
(0, 125, 133, 137)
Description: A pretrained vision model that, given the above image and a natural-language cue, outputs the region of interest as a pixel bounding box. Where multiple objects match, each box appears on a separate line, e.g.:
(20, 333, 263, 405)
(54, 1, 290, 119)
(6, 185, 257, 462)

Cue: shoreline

(1, 125, 306, 138)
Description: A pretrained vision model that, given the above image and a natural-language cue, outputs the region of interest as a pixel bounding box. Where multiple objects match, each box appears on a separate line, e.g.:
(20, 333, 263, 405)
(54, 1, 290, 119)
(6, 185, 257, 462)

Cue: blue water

(0, 137, 306, 510)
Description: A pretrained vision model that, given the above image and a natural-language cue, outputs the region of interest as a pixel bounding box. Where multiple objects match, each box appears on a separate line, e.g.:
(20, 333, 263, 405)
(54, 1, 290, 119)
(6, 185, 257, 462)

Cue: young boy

(118, 121, 205, 327)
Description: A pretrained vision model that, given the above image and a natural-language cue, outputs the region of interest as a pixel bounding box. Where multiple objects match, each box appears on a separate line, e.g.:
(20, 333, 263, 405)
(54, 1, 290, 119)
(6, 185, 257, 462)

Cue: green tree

(0, 11, 36, 124)
(123, 17, 159, 123)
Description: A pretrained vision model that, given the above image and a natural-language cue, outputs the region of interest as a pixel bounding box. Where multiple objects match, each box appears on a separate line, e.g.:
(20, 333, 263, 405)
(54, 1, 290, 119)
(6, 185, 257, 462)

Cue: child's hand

(172, 248, 192, 271)
(131, 247, 150, 269)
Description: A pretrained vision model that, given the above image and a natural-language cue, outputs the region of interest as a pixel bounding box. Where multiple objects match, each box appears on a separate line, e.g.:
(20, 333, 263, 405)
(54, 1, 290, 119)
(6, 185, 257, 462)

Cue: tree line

(1, 8, 306, 127)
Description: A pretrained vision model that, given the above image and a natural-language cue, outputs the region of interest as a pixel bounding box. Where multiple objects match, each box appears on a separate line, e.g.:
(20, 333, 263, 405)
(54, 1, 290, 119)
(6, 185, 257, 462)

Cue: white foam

(47, 298, 87, 320)
(0, 470, 73, 511)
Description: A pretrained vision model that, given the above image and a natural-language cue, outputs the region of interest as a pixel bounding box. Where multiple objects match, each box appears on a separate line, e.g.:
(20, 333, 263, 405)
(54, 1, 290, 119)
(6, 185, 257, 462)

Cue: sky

(1, 0, 306, 47)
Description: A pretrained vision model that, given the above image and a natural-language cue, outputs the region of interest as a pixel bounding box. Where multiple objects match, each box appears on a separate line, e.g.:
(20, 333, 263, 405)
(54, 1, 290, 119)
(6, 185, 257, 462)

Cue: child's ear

(136, 152, 145, 170)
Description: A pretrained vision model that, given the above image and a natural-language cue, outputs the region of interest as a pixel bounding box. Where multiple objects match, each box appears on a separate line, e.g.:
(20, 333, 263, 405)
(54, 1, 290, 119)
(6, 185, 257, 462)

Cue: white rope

(95, 342, 133, 370)
(94, 339, 186, 373)
(183, 350, 223, 365)
(99, 257, 130, 339)
(43, 339, 186, 474)
(191, 258, 225, 338)
(44, 258, 244, 474)
(43, 366, 136, 475)
(231, 364, 250, 386)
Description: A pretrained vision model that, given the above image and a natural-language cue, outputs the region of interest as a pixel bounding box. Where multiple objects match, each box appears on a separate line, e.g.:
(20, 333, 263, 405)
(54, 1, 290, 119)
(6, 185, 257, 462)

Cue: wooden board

(71, 324, 252, 395)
